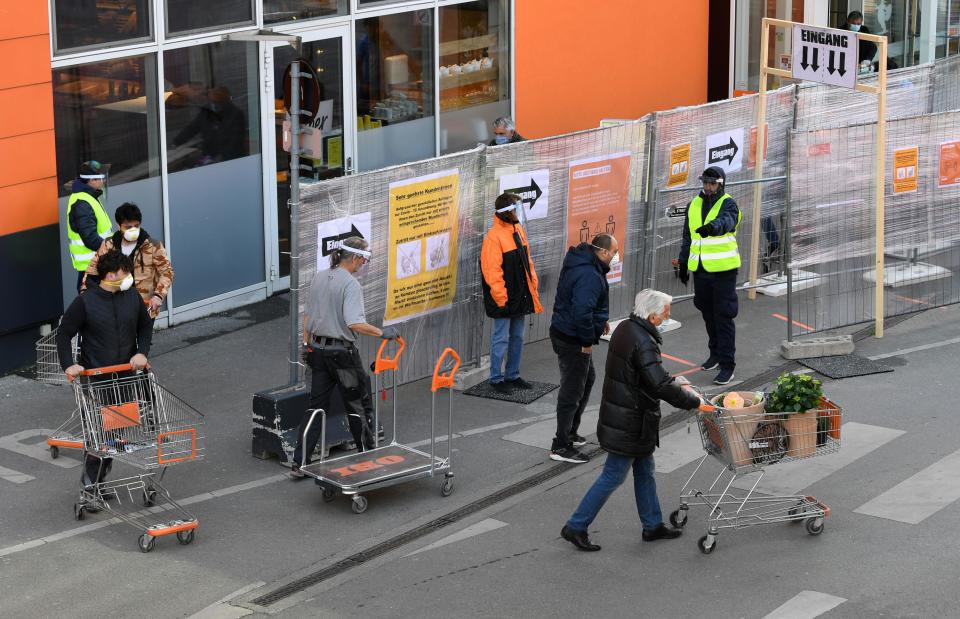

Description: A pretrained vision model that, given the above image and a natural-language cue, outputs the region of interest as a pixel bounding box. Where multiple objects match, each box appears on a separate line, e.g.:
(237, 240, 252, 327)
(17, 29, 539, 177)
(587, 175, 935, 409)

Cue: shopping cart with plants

(36, 326, 85, 458)
(72, 364, 205, 553)
(671, 375, 842, 555)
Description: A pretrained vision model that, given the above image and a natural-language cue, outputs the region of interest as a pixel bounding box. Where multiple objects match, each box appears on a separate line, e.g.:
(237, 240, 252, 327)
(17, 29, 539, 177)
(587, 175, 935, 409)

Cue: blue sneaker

(714, 367, 735, 385)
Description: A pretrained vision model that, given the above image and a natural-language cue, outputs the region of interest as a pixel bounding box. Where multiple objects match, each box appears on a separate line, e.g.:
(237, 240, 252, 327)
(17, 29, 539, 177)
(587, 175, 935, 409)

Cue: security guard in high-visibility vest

(677, 166, 742, 385)
(67, 161, 113, 292)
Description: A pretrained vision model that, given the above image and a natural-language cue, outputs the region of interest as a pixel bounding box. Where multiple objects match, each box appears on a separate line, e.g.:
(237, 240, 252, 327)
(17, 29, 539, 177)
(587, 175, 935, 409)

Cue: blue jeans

(490, 316, 525, 383)
(566, 452, 664, 532)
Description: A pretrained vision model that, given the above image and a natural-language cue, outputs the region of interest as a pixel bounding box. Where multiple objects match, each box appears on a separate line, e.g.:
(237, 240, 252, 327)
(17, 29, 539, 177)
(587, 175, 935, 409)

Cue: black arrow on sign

(837, 51, 847, 76)
(321, 224, 364, 256)
(708, 137, 739, 167)
(811, 47, 820, 72)
(800, 46, 810, 71)
(827, 49, 837, 75)
(505, 177, 543, 211)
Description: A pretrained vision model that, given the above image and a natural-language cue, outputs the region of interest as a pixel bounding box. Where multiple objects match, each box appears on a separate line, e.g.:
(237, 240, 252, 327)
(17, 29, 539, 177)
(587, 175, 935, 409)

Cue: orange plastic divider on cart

(81, 363, 134, 376)
(374, 336, 406, 374)
(46, 438, 83, 449)
(101, 402, 141, 431)
(157, 428, 198, 465)
(431, 348, 461, 392)
(146, 519, 199, 538)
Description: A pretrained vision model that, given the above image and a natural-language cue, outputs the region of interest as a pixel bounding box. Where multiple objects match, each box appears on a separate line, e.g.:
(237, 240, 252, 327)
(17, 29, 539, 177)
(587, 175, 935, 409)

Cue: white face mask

(609, 252, 621, 269)
(119, 274, 134, 291)
(123, 227, 140, 242)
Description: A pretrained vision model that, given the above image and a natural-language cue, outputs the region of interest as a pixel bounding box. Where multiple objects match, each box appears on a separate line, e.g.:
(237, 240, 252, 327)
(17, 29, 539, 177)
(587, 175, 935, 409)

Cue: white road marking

(187, 582, 265, 619)
(0, 429, 80, 469)
(732, 423, 904, 495)
(403, 518, 509, 558)
(0, 465, 34, 484)
(500, 406, 600, 450)
(763, 591, 847, 619)
(855, 447, 960, 524)
(867, 335, 960, 360)
(656, 422, 707, 473)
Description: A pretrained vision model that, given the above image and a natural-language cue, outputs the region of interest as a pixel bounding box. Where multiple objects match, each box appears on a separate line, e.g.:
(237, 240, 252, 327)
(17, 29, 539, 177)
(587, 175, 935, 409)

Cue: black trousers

(693, 272, 738, 369)
(294, 345, 375, 466)
(551, 334, 596, 451)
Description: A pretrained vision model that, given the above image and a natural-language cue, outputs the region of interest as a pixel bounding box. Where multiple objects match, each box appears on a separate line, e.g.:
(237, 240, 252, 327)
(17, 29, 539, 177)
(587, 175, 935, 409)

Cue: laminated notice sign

(939, 140, 960, 189)
(316, 212, 372, 272)
(667, 144, 691, 187)
(893, 146, 919, 194)
(748, 124, 769, 169)
(566, 152, 631, 284)
(384, 169, 460, 325)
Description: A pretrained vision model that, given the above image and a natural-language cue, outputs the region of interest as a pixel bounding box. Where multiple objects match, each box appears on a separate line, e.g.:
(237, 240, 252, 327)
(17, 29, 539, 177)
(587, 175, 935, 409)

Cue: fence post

(784, 130, 795, 342)
(644, 115, 661, 290)
(874, 37, 889, 338)
(748, 21, 771, 301)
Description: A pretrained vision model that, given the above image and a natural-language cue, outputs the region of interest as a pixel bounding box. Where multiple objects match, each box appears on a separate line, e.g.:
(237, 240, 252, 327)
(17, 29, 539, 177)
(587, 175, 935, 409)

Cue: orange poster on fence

(939, 140, 960, 189)
(893, 146, 919, 194)
(566, 152, 632, 284)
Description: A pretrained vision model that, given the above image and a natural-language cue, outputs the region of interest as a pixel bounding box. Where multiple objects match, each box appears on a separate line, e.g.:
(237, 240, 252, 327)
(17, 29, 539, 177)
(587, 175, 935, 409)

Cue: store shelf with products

(439, 31, 502, 112)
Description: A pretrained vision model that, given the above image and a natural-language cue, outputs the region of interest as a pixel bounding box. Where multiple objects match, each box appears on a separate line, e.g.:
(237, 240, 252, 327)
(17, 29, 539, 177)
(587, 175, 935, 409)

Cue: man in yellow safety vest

(66, 160, 113, 292)
(676, 166, 742, 385)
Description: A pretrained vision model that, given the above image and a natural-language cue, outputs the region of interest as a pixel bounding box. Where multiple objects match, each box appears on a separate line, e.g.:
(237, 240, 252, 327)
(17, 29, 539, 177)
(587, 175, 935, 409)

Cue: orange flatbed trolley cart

(299, 340, 460, 514)
(71, 364, 205, 553)
(36, 326, 86, 458)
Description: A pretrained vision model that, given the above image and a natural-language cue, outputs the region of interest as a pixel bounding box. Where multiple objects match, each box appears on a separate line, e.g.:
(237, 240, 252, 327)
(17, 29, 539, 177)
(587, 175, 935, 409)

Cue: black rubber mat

(798, 354, 893, 379)
(463, 379, 558, 404)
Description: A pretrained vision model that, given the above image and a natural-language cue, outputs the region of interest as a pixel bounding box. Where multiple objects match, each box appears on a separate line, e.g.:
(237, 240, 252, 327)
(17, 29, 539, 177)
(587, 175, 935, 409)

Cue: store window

(439, 0, 510, 154)
(165, 0, 254, 36)
(264, 0, 348, 24)
(355, 10, 435, 171)
(52, 0, 152, 53)
(163, 41, 264, 304)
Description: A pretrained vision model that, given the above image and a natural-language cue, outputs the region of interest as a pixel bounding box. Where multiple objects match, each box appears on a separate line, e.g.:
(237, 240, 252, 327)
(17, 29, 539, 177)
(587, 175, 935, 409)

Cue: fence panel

(933, 55, 960, 113)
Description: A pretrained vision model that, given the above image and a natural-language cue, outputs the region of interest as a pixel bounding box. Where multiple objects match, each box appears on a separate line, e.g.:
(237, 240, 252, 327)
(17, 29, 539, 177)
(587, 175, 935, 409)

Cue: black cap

(698, 166, 726, 185)
(78, 160, 111, 180)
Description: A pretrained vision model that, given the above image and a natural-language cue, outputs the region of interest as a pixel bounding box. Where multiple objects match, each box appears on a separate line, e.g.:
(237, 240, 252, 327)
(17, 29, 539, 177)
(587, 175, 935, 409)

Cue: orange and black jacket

(480, 216, 543, 318)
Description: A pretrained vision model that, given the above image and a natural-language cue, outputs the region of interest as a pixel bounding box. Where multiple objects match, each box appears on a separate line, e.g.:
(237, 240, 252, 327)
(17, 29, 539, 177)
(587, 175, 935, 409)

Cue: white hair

(493, 116, 516, 131)
(633, 289, 672, 319)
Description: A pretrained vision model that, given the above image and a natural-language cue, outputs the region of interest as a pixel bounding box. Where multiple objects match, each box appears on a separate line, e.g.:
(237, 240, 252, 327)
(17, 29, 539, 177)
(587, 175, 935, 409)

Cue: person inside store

(489, 117, 525, 146)
(548, 233, 617, 465)
(290, 236, 398, 478)
(82, 202, 174, 321)
(57, 250, 153, 495)
(172, 86, 246, 167)
(480, 192, 543, 395)
(838, 10, 878, 68)
(675, 166, 742, 386)
(560, 289, 702, 552)
(66, 160, 114, 292)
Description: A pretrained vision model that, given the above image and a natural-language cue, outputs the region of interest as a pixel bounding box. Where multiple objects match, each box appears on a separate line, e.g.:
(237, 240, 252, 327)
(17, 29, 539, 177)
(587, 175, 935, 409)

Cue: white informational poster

(498, 169, 550, 222)
(791, 25, 857, 89)
(704, 128, 744, 174)
(316, 212, 372, 272)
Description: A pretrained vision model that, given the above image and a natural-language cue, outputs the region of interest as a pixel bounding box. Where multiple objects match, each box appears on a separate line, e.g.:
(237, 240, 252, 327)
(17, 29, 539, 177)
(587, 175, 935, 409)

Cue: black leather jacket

(596, 315, 700, 458)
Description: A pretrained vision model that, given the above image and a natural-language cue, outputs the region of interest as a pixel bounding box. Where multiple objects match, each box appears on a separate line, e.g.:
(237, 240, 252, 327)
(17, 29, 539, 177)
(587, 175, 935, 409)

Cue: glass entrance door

(265, 27, 354, 288)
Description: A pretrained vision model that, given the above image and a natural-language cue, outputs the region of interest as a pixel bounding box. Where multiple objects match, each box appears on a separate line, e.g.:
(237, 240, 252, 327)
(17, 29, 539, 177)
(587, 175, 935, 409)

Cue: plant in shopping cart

(766, 373, 823, 413)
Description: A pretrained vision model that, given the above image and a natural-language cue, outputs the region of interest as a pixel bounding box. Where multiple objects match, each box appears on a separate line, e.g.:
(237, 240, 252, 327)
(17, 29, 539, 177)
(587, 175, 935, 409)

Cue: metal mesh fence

(932, 55, 960, 113)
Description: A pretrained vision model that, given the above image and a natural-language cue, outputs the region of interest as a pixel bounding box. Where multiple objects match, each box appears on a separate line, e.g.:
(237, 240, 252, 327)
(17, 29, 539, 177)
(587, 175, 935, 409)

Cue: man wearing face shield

(82, 202, 174, 320)
(677, 166, 742, 385)
(290, 236, 396, 478)
(66, 160, 114, 292)
(57, 250, 153, 492)
(547, 234, 618, 464)
(480, 192, 543, 394)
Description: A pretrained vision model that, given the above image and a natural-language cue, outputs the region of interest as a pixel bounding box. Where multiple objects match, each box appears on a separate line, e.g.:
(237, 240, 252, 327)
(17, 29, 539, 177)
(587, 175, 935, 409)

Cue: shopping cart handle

(698, 403, 717, 413)
(374, 336, 406, 374)
(431, 348, 461, 392)
(80, 364, 134, 377)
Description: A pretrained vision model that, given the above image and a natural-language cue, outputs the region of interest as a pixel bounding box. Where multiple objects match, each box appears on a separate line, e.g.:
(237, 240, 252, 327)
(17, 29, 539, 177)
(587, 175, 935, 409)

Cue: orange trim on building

(514, 1, 710, 138)
(0, 178, 59, 236)
(0, 83, 54, 139)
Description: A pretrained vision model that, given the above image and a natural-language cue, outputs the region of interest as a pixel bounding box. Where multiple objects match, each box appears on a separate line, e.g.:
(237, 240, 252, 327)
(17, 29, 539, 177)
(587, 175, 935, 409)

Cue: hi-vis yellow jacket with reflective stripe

(66, 192, 112, 272)
(687, 193, 742, 272)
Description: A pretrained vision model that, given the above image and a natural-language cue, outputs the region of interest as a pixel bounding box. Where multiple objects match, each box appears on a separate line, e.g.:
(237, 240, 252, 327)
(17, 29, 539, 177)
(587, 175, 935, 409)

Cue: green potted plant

(766, 373, 824, 457)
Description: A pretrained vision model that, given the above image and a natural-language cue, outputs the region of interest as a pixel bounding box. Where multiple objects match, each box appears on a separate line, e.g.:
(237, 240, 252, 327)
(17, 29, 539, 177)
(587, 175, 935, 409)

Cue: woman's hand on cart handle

(65, 364, 85, 382)
(130, 353, 150, 371)
(681, 384, 715, 412)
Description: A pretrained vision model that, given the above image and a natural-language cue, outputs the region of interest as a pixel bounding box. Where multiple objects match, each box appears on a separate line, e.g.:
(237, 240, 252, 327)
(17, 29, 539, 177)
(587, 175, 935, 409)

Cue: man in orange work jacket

(480, 192, 543, 395)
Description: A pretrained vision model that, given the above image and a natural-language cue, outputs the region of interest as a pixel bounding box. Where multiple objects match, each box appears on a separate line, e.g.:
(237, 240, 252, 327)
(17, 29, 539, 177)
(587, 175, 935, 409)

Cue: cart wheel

(142, 489, 158, 508)
(74, 503, 85, 521)
(138, 534, 156, 553)
(176, 529, 195, 545)
(697, 534, 717, 555)
(805, 517, 824, 536)
(669, 509, 688, 529)
(440, 478, 454, 497)
(351, 495, 368, 514)
(322, 488, 337, 503)
(50, 445, 60, 459)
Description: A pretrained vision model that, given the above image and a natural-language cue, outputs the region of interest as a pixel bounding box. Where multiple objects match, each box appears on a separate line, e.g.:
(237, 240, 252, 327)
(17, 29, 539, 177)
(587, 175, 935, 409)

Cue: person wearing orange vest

(676, 166, 742, 385)
(66, 160, 113, 292)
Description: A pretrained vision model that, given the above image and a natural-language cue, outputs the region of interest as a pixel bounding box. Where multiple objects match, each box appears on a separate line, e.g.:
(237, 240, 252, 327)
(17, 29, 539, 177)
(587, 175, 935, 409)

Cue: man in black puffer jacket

(560, 289, 701, 552)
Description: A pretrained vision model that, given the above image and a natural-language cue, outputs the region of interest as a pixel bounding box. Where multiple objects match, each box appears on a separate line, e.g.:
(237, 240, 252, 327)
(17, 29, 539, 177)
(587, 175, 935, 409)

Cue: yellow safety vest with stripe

(66, 192, 112, 272)
(687, 193, 742, 272)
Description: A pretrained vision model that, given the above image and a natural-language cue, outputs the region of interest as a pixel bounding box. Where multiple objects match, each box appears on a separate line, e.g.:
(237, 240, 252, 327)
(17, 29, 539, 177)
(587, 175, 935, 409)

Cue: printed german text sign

(667, 143, 691, 187)
(893, 146, 919, 194)
(792, 25, 858, 89)
(939, 141, 960, 189)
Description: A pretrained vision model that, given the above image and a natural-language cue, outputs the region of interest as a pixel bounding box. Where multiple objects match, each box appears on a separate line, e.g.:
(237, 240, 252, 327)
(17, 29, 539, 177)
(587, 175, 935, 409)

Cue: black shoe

(642, 523, 683, 542)
(701, 356, 720, 371)
(508, 377, 535, 390)
(550, 446, 589, 464)
(714, 367, 735, 385)
(289, 464, 305, 479)
(571, 434, 588, 447)
(490, 381, 513, 395)
(561, 525, 601, 551)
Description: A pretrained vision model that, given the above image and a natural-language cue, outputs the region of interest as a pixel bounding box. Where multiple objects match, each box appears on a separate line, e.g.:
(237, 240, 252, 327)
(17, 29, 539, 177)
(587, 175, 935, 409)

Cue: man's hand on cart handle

(130, 353, 149, 371)
(65, 364, 85, 381)
(380, 326, 399, 340)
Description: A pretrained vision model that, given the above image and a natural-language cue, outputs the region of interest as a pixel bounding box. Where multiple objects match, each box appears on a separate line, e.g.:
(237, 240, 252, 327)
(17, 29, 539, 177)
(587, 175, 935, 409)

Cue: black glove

(678, 264, 689, 286)
(695, 223, 716, 237)
(380, 326, 399, 340)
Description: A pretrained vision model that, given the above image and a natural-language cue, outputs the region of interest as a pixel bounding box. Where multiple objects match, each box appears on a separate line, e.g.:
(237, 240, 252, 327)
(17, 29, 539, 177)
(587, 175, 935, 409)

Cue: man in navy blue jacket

(548, 234, 618, 463)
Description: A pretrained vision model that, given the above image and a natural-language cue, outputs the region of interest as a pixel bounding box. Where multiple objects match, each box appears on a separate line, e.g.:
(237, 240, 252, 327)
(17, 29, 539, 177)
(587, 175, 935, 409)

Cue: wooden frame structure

(749, 17, 888, 336)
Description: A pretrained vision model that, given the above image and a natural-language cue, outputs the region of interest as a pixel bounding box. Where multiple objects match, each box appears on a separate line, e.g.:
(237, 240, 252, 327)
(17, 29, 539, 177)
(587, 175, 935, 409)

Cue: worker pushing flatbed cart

(299, 339, 460, 514)
(71, 363, 205, 553)
(670, 390, 842, 554)
(36, 326, 86, 458)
